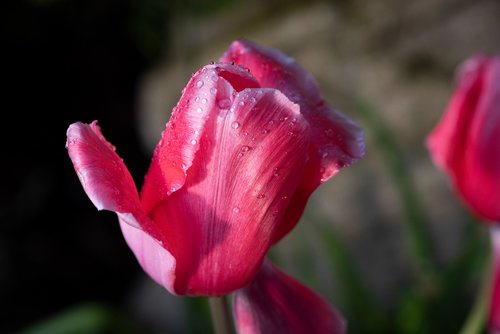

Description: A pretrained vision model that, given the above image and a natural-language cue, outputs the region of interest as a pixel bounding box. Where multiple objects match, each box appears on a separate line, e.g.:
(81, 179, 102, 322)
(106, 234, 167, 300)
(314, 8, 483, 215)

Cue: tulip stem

(209, 296, 233, 334)
(457, 249, 491, 334)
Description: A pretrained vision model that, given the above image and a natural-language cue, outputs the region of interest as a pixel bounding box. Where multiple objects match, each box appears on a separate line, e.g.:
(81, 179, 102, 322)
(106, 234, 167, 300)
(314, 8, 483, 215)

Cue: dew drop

(281, 195, 288, 200)
(239, 101, 245, 106)
(231, 122, 240, 129)
(241, 145, 251, 152)
(218, 98, 231, 109)
(324, 128, 334, 138)
(257, 193, 266, 199)
(250, 97, 256, 103)
(232, 207, 240, 213)
(211, 75, 218, 82)
(195, 97, 200, 102)
(322, 152, 329, 158)
(196, 107, 203, 113)
(273, 168, 280, 177)
(210, 87, 217, 95)
(196, 80, 204, 88)
(201, 98, 208, 104)
(191, 139, 197, 145)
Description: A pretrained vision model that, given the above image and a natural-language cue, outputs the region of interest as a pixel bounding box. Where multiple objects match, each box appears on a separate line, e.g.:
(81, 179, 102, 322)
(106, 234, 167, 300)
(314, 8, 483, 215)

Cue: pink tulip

(426, 54, 500, 333)
(233, 260, 346, 334)
(66, 40, 363, 301)
(426, 55, 500, 222)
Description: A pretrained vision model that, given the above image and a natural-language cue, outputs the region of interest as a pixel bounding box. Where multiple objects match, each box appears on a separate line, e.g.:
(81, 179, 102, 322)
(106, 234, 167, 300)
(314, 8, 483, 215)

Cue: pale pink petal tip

(119, 220, 177, 295)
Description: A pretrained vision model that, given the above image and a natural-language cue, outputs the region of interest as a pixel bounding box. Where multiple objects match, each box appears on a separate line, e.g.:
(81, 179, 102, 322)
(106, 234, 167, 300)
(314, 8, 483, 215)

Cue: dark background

(2, 1, 162, 332)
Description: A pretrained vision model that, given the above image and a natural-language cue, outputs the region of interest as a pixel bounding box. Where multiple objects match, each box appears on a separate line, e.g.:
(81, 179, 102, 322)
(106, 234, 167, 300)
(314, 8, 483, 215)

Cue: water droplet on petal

(231, 122, 240, 129)
(250, 97, 256, 103)
(191, 139, 197, 145)
(211, 75, 218, 82)
(210, 87, 217, 95)
(195, 97, 200, 102)
(201, 98, 208, 104)
(196, 80, 204, 88)
(218, 98, 231, 109)
(257, 193, 266, 199)
(233, 207, 240, 213)
(273, 168, 280, 177)
(196, 107, 203, 113)
(281, 195, 288, 200)
(239, 101, 245, 106)
(241, 145, 251, 152)
(324, 128, 334, 138)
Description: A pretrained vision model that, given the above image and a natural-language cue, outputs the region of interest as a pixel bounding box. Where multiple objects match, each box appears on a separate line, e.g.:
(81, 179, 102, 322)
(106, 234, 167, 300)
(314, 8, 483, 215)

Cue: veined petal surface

(66, 121, 158, 238)
(220, 39, 365, 242)
(151, 87, 310, 295)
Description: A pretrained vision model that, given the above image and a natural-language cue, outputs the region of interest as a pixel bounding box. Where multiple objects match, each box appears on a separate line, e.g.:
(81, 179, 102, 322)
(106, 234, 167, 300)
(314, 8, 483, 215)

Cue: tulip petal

(140, 63, 259, 214)
(220, 39, 365, 242)
(119, 219, 176, 294)
(233, 260, 346, 334)
(67, 121, 176, 292)
(151, 87, 310, 295)
(66, 121, 158, 238)
(426, 55, 500, 221)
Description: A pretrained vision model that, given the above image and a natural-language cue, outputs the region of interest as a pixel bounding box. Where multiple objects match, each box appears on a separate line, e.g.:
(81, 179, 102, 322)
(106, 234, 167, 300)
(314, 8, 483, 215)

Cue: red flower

(426, 55, 500, 222)
(66, 39, 362, 333)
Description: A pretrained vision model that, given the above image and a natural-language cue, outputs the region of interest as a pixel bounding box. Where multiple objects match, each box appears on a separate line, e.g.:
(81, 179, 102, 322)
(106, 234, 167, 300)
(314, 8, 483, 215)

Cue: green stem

(457, 255, 491, 334)
(209, 296, 233, 334)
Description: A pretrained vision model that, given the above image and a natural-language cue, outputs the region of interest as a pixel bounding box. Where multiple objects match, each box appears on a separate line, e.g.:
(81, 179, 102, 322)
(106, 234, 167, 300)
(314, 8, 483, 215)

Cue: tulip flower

(426, 55, 500, 222)
(67, 39, 363, 333)
(426, 54, 500, 333)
